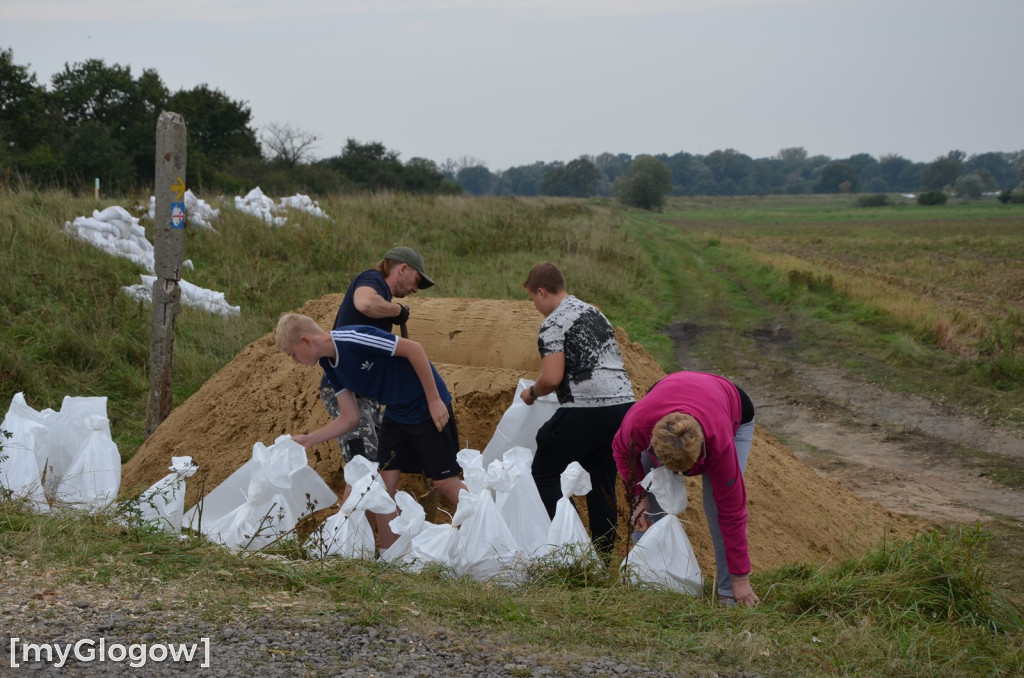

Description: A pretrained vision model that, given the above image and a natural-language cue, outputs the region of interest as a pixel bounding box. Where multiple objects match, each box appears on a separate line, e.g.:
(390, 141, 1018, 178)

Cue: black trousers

(531, 401, 633, 555)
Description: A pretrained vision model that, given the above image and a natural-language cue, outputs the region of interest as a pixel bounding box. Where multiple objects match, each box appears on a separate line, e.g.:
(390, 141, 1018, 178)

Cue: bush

(855, 193, 891, 207)
(917, 190, 948, 206)
(998, 189, 1024, 204)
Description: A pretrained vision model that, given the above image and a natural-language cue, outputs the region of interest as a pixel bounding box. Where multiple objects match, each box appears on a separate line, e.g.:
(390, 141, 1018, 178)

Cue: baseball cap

(383, 246, 435, 289)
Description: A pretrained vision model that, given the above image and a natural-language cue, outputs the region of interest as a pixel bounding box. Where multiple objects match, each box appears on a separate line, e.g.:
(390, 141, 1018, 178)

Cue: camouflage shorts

(319, 386, 382, 464)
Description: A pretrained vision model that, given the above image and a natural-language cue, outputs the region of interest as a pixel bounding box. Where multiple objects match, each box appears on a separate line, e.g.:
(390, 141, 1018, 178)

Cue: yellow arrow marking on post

(171, 176, 186, 200)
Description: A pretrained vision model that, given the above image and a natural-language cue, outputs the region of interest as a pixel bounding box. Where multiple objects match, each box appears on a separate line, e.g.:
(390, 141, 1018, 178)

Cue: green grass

(2, 189, 1023, 676)
(0, 500, 1020, 677)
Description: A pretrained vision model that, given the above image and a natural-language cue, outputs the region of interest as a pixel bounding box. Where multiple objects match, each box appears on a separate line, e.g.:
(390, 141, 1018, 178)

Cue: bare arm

(352, 285, 402, 320)
(292, 390, 360, 448)
(394, 337, 449, 431)
(521, 352, 565, 405)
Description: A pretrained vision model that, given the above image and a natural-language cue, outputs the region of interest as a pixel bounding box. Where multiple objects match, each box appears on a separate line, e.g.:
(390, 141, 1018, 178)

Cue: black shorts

(377, 404, 461, 480)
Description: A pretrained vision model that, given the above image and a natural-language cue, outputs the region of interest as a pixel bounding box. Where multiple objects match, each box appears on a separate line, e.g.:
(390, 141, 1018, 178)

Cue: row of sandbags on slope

(1, 384, 702, 594)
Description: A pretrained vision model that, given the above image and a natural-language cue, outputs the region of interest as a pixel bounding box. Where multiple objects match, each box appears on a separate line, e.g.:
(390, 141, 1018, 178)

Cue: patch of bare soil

(667, 322, 1024, 525)
(123, 296, 916, 576)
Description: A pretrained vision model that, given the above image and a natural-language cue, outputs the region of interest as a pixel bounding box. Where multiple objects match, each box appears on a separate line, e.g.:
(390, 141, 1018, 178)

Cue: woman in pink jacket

(613, 371, 758, 606)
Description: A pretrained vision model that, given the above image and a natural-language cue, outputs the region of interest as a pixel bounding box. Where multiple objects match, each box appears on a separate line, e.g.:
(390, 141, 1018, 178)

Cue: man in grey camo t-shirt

(519, 262, 635, 557)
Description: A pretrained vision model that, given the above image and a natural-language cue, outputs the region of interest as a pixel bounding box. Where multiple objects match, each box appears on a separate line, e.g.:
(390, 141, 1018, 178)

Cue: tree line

(3, 49, 1022, 205)
(454, 147, 1024, 202)
(0, 49, 456, 196)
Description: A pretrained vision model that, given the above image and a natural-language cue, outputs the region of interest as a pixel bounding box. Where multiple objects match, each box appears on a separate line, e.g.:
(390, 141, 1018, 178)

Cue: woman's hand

(731, 575, 760, 607)
(631, 495, 653, 532)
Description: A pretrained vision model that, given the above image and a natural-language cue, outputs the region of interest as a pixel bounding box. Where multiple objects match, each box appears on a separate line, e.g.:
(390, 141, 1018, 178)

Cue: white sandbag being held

(480, 379, 559, 466)
(307, 455, 395, 560)
(620, 466, 702, 596)
(378, 491, 427, 565)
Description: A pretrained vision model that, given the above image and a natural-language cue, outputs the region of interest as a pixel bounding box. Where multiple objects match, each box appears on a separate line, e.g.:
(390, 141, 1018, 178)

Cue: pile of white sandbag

(0, 392, 121, 512)
(233, 187, 330, 225)
(63, 200, 241, 316)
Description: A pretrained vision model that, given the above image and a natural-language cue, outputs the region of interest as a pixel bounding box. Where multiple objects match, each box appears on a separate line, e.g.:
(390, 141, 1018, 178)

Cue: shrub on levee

(917, 190, 948, 206)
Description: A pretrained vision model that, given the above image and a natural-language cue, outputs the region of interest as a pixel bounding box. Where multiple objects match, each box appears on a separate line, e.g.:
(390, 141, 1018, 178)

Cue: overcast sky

(3, 0, 1021, 170)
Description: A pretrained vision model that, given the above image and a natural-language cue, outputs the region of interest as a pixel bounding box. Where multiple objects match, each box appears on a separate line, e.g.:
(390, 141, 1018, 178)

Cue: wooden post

(145, 111, 187, 439)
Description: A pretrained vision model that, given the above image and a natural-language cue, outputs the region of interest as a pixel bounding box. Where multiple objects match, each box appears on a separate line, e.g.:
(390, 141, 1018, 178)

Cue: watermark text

(9, 636, 211, 669)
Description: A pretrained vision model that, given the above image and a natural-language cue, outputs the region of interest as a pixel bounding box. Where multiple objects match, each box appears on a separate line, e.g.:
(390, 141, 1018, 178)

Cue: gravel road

(1, 578, 758, 677)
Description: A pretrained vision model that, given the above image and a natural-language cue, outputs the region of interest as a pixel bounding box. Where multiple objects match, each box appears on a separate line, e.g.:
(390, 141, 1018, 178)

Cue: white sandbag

(481, 380, 560, 466)
(406, 522, 461, 574)
(494, 446, 550, 559)
(379, 491, 426, 564)
(34, 396, 107, 499)
(308, 456, 394, 560)
(134, 456, 198, 532)
(538, 461, 598, 565)
(620, 466, 702, 596)
(0, 392, 50, 510)
(57, 413, 121, 511)
(64, 210, 155, 272)
(185, 435, 337, 551)
(451, 449, 521, 581)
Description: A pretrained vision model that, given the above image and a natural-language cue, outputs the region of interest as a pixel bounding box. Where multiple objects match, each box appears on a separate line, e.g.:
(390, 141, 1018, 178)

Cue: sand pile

(122, 296, 914, 569)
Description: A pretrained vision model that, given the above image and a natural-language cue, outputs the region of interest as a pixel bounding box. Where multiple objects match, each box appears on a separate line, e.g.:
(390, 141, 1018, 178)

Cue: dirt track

(666, 322, 1024, 525)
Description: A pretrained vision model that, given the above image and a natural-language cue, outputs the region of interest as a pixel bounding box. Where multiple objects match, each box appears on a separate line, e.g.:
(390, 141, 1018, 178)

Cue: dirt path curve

(669, 324, 1024, 525)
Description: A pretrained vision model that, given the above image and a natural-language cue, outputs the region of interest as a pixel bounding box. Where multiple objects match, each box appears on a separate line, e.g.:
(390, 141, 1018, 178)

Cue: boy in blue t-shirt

(276, 312, 465, 548)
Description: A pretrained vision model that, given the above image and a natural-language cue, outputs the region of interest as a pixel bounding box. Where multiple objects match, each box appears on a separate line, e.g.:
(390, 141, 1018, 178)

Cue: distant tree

(260, 121, 319, 168)
(776, 147, 808, 165)
(864, 176, 888, 193)
(703, 148, 754, 187)
(168, 84, 261, 164)
(497, 162, 546, 196)
(964, 152, 1017, 190)
(661, 151, 699, 193)
(538, 162, 565, 196)
(323, 138, 404, 190)
(63, 120, 135, 191)
(0, 48, 53, 156)
(612, 155, 672, 210)
(456, 165, 496, 195)
(844, 153, 881, 186)
(404, 157, 458, 194)
(540, 156, 601, 197)
(953, 173, 985, 199)
(879, 154, 921, 193)
(813, 162, 860, 193)
(594, 152, 633, 184)
(49, 58, 169, 186)
(920, 151, 964, 191)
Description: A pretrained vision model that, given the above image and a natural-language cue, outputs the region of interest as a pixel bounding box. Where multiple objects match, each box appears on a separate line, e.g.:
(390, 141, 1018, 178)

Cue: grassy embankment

(2, 189, 1022, 676)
